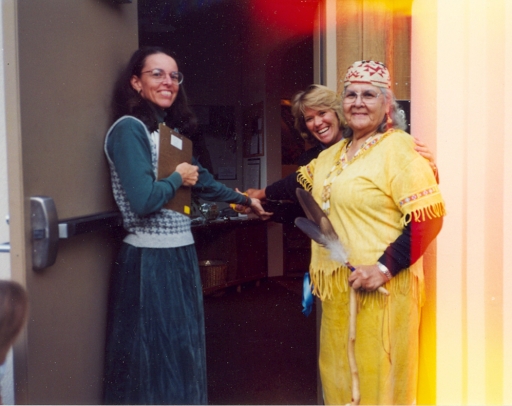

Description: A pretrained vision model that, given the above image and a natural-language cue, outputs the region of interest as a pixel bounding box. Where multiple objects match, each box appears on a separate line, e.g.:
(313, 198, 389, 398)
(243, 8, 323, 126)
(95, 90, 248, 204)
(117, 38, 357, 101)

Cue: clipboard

(157, 123, 193, 215)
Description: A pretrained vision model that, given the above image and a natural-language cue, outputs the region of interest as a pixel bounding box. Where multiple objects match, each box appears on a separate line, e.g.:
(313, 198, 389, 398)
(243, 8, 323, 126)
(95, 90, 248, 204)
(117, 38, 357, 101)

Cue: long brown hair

(111, 46, 197, 135)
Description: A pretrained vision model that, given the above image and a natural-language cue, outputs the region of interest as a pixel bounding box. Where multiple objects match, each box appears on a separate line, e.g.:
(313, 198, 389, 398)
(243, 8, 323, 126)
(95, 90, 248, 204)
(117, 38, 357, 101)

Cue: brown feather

(296, 188, 338, 240)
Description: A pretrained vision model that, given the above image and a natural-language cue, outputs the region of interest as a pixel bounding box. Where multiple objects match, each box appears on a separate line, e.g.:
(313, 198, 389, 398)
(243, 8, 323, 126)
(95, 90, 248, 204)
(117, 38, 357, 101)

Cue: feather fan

(294, 188, 388, 296)
(295, 188, 355, 270)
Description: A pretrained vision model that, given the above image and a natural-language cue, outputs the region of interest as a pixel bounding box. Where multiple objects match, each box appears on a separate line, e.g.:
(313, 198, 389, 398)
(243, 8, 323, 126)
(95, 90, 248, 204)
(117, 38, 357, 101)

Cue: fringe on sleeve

(399, 185, 447, 227)
(297, 164, 315, 192)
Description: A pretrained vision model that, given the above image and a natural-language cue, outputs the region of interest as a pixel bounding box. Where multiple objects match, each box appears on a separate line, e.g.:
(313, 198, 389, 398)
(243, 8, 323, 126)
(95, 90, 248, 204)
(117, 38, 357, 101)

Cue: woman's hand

(231, 204, 251, 214)
(230, 189, 251, 214)
(246, 188, 267, 201)
(348, 264, 389, 292)
(175, 162, 199, 186)
(249, 197, 273, 220)
(232, 188, 273, 219)
(413, 137, 438, 176)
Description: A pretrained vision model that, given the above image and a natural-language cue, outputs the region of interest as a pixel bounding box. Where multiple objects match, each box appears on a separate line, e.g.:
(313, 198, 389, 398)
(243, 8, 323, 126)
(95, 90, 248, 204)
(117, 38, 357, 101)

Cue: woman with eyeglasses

(293, 61, 445, 404)
(246, 85, 437, 221)
(102, 47, 271, 405)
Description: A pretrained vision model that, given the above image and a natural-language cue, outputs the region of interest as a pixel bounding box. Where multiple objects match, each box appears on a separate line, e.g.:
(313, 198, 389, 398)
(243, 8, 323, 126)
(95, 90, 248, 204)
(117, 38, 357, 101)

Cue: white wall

(0, 3, 14, 404)
(412, 0, 512, 404)
(0, 0, 11, 280)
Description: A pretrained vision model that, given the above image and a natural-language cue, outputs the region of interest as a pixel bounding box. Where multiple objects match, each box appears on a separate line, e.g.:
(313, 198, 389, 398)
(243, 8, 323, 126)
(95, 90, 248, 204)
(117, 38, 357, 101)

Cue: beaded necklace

(321, 132, 384, 214)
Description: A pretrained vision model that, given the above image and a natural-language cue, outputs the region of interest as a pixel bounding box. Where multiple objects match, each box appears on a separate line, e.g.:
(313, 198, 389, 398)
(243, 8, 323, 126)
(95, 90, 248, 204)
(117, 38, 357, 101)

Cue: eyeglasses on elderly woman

(141, 68, 184, 85)
(342, 89, 382, 105)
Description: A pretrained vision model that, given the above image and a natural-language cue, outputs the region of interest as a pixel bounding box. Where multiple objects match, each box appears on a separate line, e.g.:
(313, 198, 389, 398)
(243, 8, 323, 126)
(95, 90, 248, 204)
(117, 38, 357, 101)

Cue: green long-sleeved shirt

(106, 116, 249, 217)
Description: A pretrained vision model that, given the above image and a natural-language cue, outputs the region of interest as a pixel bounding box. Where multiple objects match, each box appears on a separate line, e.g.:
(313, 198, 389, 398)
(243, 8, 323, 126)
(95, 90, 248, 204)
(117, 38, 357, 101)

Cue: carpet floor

(204, 277, 318, 405)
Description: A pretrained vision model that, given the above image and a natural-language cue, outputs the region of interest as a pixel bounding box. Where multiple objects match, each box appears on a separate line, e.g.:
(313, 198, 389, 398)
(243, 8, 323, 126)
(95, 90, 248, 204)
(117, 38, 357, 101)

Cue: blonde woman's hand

(248, 197, 273, 221)
(231, 189, 272, 219)
(231, 204, 251, 214)
(175, 162, 199, 186)
(246, 188, 267, 201)
(413, 137, 438, 176)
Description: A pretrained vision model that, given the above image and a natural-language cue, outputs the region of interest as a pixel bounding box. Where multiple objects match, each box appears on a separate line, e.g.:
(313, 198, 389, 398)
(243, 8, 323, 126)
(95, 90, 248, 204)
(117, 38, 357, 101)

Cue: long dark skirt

(103, 243, 207, 405)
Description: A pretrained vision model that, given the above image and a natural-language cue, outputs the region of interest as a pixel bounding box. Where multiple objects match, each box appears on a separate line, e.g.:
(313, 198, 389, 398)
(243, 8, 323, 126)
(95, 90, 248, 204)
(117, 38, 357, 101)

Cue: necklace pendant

(321, 185, 331, 201)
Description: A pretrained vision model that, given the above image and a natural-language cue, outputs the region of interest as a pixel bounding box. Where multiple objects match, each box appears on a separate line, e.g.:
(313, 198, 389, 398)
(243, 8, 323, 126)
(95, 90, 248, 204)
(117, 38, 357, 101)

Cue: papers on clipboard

(157, 123, 193, 215)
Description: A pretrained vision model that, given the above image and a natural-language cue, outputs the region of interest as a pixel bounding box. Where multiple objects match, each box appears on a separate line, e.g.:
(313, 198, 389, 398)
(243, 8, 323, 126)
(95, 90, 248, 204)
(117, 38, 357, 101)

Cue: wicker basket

(198, 260, 227, 289)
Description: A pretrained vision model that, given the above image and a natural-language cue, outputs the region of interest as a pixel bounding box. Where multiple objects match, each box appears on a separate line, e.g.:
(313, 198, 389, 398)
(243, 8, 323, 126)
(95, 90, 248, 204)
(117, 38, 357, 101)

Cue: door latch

(31, 196, 59, 270)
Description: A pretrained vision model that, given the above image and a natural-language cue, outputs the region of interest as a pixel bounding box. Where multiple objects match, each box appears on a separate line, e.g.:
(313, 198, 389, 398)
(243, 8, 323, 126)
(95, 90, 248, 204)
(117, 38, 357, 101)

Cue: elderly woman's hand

(175, 162, 199, 186)
(348, 264, 389, 292)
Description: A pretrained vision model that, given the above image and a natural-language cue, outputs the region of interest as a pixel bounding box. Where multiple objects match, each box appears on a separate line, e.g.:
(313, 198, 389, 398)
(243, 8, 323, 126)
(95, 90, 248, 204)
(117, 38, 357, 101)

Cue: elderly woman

(102, 46, 270, 405)
(296, 61, 445, 404)
(246, 84, 437, 217)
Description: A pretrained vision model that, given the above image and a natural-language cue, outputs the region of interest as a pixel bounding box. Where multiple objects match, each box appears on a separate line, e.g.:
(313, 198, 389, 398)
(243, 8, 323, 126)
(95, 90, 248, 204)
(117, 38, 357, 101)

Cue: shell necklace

(321, 132, 380, 214)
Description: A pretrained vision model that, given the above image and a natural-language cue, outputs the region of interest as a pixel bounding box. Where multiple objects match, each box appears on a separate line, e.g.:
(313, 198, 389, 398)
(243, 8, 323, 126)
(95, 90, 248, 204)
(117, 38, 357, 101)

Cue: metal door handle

(31, 196, 59, 271)
(58, 211, 122, 239)
(3, 197, 122, 270)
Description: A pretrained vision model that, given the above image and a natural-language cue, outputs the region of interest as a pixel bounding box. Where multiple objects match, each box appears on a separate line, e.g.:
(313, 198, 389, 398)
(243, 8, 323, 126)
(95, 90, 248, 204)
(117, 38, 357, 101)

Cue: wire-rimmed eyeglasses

(342, 89, 382, 105)
(141, 68, 184, 85)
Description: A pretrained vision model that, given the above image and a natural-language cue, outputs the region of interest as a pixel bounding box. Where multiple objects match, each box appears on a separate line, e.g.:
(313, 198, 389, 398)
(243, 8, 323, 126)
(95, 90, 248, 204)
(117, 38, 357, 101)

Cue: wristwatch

(376, 262, 392, 281)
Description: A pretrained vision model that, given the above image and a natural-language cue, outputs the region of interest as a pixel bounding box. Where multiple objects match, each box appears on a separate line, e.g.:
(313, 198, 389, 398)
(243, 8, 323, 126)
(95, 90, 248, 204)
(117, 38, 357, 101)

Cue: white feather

(295, 217, 351, 266)
(325, 238, 350, 265)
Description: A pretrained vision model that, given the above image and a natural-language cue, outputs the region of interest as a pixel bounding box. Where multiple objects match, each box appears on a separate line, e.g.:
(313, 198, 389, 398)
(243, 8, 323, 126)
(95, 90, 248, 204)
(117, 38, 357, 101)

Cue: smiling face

(343, 83, 388, 139)
(303, 107, 343, 147)
(130, 52, 179, 109)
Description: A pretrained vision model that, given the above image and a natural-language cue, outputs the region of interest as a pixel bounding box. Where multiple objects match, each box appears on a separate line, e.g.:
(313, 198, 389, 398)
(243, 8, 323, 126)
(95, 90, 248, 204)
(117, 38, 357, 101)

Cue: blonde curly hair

(291, 84, 343, 144)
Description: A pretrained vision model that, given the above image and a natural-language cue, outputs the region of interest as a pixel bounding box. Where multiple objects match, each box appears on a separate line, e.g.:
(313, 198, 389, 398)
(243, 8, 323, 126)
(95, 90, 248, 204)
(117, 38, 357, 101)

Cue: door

(2, 0, 137, 403)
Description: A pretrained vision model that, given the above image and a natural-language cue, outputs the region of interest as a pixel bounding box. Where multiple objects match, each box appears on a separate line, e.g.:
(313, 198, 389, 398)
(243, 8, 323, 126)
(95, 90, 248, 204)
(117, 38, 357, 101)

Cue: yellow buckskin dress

(297, 129, 445, 405)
